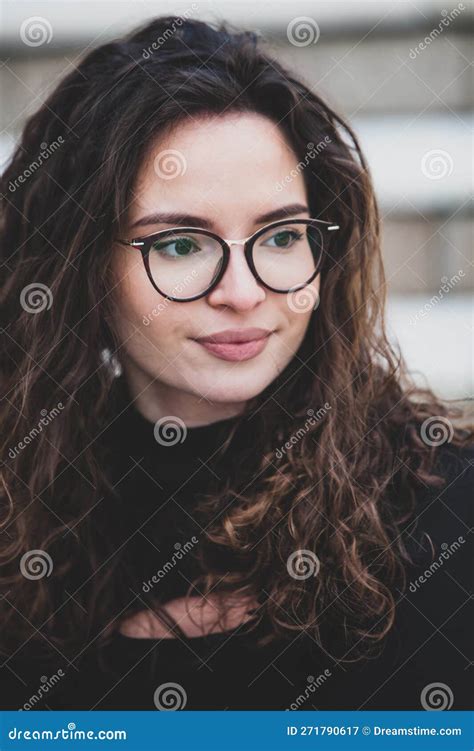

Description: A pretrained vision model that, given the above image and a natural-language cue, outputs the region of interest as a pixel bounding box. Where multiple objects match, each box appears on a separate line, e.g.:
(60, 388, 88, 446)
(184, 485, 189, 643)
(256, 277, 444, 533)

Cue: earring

(100, 348, 123, 378)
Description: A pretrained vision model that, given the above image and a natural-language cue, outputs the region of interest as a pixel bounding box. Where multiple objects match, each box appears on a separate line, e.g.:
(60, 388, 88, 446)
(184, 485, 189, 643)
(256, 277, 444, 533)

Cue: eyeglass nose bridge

(212, 235, 261, 291)
(225, 236, 253, 247)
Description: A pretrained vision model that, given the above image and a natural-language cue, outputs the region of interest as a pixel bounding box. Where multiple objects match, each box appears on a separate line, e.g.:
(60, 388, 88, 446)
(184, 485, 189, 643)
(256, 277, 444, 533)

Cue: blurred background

(1, 0, 472, 413)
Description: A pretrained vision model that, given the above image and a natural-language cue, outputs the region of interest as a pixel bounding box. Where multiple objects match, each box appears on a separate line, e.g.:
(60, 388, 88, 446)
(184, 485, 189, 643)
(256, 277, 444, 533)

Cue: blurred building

(1, 0, 472, 405)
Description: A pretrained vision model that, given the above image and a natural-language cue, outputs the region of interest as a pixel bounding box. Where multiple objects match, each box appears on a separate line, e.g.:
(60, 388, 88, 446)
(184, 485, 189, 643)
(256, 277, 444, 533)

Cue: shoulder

(119, 593, 259, 639)
(411, 441, 473, 533)
(402, 441, 473, 584)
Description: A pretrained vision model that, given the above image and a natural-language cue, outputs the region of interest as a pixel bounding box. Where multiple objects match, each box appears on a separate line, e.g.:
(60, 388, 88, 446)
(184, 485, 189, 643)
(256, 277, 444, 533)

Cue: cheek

(288, 277, 320, 316)
(113, 252, 196, 353)
(272, 281, 319, 361)
(113, 249, 162, 326)
(280, 276, 320, 330)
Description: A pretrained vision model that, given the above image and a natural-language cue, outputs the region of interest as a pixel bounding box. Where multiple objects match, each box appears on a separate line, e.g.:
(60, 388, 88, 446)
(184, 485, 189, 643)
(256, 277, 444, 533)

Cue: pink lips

(194, 328, 273, 362)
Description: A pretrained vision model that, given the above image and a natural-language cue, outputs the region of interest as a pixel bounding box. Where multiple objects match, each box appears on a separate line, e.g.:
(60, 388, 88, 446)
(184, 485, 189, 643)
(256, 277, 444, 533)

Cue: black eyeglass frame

(116, 217, 339, 303)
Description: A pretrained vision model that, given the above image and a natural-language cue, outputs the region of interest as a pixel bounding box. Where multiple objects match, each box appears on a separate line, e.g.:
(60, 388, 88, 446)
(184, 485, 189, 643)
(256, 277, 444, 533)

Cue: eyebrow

(129, 203, 310, 232)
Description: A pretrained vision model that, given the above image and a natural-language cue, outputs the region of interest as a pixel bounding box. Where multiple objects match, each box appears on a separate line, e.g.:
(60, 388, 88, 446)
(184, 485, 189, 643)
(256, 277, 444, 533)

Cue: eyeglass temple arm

(116, 239, 145, 247)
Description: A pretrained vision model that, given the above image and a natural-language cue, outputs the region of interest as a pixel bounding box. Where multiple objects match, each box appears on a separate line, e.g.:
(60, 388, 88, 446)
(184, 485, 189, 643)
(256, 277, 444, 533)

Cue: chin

(199, 374, 271, 404)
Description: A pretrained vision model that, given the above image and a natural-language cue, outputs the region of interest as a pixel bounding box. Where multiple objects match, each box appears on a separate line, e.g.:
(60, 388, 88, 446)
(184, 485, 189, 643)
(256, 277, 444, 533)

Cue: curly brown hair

(0, 16, 472, 664)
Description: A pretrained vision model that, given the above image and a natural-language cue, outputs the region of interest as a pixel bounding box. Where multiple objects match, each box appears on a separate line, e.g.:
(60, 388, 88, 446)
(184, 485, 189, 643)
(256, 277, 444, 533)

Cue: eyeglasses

(117, 218, 339, 302)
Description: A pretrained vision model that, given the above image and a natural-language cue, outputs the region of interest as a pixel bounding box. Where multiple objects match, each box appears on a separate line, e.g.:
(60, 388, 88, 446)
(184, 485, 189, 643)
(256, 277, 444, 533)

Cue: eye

(261, 228, 303, 249)
(150, 235, 201, 258)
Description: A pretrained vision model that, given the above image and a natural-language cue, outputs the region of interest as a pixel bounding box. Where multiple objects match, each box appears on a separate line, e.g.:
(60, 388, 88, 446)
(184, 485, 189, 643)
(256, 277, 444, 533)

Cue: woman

(0, 16, 472, 711)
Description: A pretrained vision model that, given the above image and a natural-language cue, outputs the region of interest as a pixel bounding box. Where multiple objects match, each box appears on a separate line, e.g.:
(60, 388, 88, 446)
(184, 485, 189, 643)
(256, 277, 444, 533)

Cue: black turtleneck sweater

(0, 402, 472, 711)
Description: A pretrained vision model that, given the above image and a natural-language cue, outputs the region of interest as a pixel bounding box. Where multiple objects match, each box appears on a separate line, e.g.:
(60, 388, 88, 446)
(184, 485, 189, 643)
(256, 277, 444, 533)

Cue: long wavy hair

(1, 16, 472, 664)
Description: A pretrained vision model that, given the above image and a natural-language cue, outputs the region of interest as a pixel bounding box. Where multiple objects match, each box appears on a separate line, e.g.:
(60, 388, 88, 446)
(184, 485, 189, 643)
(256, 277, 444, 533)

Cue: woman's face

(112, 112, 319, 425)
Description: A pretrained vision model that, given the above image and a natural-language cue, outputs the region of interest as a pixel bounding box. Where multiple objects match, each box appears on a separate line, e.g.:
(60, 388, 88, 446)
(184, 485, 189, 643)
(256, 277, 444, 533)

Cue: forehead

(129, 112, 308, 222)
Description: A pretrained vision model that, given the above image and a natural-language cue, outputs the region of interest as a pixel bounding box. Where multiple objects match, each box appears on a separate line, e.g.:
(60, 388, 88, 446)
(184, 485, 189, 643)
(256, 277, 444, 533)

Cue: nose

(206, 243, 266, 310)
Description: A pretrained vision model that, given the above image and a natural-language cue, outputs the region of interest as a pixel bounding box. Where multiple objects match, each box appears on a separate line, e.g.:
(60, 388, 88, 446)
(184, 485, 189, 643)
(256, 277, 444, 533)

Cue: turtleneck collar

(101, 389, 251, 471)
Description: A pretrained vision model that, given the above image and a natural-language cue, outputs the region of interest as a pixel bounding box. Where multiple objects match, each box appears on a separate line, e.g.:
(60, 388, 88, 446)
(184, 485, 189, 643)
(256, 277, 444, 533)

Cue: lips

(193, 328, 273, 362)
(195, 328, 272, 344)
